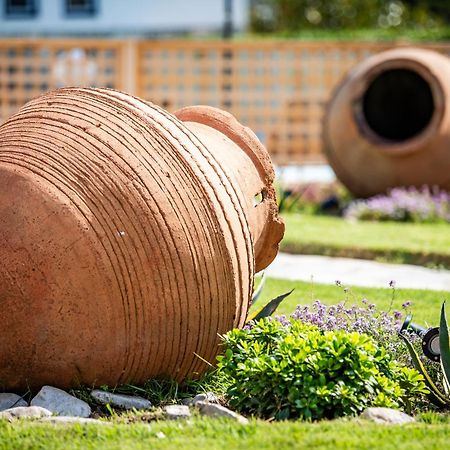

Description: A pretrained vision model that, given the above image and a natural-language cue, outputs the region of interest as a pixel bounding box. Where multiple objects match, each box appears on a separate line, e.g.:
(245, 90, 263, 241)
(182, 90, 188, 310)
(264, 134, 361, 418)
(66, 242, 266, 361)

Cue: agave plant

(247, 290, 294, 323)
(400, 302, 450, 408)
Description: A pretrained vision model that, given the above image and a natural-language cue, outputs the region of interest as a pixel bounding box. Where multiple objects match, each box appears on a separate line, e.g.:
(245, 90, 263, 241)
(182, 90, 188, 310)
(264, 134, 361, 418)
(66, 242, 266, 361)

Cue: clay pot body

(0, 88, 284, 390)
(323, 48, 450, 197)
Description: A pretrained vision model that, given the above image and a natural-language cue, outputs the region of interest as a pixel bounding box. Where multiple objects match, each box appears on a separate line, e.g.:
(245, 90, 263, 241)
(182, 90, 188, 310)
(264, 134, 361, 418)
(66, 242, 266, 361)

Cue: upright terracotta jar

(323, 48, 450, 197)
(0, 88, 284, 390)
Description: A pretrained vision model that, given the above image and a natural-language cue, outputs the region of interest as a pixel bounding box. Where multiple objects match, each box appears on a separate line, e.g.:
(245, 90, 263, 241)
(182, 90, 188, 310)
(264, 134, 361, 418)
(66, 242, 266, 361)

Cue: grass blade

(439, 302, 450, 389)
(247, 289, 294, 322)
(399, 333, 449, 407)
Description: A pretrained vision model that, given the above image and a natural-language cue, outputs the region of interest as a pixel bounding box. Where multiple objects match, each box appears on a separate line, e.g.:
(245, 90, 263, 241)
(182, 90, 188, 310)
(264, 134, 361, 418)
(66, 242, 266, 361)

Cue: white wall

(0, 0, 249, 36)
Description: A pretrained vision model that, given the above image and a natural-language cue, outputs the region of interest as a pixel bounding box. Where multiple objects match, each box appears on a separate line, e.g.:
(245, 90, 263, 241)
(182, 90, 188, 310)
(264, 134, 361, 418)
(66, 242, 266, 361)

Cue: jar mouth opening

(354, 60, 444, 155)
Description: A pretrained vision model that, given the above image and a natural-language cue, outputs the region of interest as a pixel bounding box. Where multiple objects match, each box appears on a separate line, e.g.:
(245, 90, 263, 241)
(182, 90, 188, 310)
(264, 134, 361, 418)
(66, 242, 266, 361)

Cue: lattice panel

(138, 42, 228, 111)
(0, 40, 124, 125)
(2, 39, 450, 164)
(138, 41, 450, 164)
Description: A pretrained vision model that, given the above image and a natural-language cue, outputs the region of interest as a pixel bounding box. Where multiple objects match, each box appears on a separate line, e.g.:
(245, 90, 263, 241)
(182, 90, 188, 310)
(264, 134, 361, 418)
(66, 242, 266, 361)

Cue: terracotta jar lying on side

(0, 87, 284, 390)
(323, 48, 450, 197)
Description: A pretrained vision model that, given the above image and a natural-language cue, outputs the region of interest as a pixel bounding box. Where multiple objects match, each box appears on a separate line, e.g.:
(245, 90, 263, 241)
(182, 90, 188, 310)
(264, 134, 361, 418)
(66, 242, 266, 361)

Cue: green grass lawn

(1, 415, 449, 450)
(253, 278, 449, 325)
(280, 214, 450, 268)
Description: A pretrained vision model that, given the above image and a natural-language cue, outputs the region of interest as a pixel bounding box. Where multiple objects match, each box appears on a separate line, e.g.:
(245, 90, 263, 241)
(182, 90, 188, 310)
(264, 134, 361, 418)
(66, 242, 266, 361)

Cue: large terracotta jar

(0, 88, 284, 390)
(323, 48, 450, 197)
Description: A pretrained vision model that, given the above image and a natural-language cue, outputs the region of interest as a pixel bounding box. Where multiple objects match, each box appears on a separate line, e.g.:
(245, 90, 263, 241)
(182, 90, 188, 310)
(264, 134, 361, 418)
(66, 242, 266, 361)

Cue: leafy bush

(217, 319, 427, 420)
(280, 297, 443, 385)
(344, 186, 450, 223)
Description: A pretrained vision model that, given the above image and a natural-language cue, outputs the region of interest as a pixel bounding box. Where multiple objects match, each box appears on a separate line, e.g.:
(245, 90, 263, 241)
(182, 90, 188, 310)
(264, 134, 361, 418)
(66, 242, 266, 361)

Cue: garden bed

(2, 279, 449, 448)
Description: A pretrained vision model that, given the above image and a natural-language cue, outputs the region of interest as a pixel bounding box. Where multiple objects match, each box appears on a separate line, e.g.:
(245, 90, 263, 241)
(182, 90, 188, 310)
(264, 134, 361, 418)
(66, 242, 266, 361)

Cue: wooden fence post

(122, 39, 137, 94)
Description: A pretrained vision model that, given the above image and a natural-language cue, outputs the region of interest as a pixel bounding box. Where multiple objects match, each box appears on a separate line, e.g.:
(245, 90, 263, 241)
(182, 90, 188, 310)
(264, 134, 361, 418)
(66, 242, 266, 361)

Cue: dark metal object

(400, 314, 440, 362)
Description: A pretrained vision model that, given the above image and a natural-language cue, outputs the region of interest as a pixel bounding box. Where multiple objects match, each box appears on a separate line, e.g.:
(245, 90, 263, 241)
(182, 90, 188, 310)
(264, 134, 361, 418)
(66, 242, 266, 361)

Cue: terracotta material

(323, 48, 450, 197)
(0, 87, 284, 390)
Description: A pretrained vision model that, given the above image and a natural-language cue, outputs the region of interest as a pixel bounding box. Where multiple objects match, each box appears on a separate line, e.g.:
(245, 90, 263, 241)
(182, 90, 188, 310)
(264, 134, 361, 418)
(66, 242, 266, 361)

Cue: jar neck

(174, 106, 284, 272)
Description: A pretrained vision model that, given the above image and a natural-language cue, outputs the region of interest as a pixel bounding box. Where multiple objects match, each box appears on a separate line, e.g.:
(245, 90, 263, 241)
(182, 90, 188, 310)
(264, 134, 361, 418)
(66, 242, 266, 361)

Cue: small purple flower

(282, 298, 413, 365)
(389, 280, 396, 288)
(402, 301, 412, 309)
(275, 315, 291, 327)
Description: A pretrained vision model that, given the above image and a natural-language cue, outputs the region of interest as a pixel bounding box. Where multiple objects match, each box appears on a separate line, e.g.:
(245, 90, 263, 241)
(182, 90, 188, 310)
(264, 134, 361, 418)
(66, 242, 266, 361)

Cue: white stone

(361, 407, 415, 424)
(31, 386, 91, 418)
(182, 392, 219, 406)
(163, 404, 191, 420)
(193, 392, 219, 404)
(91, 390, 151, 410)
(195, 401, 248, 424)
(0, 393, 27, 411)
(0, 406, 52, 420)
(40, 416, 111, 425)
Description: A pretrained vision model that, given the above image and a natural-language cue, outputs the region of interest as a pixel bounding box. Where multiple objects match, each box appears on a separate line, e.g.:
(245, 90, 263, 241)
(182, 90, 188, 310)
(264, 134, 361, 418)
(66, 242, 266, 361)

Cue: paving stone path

(266, 253, 450, 291)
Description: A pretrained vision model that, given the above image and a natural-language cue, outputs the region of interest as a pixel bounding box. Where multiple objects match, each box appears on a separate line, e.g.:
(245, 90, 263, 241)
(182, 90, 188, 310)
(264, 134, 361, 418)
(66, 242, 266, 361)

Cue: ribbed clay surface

(0, 88, 284, 390)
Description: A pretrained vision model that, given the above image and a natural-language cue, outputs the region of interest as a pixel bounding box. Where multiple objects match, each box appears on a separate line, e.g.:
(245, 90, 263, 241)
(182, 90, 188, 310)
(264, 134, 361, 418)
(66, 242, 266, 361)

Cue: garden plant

(216, 318, 427, 420)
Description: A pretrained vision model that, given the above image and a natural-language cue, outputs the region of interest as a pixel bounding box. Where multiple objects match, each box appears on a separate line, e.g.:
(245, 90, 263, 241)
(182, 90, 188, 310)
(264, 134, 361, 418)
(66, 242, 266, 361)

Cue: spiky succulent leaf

(439, 302, 450, 390)
(247, 289, 294, 322)
(400, 333, 449, 407)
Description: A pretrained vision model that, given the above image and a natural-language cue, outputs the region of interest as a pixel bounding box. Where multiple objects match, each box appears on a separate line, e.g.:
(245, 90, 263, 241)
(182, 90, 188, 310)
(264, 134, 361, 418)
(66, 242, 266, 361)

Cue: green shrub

(250, 0, 447, 33)
(217, 319, 427, 420)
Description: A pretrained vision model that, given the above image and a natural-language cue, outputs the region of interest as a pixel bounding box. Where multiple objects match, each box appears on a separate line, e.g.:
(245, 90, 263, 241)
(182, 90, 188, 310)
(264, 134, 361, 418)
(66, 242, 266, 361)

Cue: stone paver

(266, 253, 450, 291)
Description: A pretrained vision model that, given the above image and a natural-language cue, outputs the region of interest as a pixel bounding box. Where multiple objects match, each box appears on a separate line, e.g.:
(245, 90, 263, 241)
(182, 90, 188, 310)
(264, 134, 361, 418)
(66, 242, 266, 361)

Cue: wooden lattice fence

(1, 39, 449, 164)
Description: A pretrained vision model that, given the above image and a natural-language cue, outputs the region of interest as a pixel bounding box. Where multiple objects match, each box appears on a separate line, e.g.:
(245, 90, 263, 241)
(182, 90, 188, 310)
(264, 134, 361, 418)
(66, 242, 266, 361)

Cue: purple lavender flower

(285, 299, 418, 364)
(344, 185, 450, 223)
(275, 314, 291, 327)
